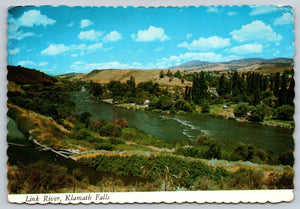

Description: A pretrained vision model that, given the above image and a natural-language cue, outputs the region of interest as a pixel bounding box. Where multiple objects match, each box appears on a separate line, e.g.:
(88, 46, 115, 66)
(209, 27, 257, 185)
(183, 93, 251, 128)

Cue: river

(70, 91, 294, 154)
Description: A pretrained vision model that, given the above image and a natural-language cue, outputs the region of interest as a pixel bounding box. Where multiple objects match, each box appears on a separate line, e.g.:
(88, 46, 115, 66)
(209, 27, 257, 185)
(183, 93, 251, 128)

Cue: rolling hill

(170, 58, 293, 72)
(7, 65, 57, 85)
(76, 69, 192, 87)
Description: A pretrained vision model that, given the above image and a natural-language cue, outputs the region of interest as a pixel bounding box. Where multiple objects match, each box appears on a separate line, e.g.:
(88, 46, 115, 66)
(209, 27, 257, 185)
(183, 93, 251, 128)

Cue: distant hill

(7, 65, 57, 85)
(55, 72, 83, 79)
(76, 69, 192, 87)
(170, 58, 293, 72)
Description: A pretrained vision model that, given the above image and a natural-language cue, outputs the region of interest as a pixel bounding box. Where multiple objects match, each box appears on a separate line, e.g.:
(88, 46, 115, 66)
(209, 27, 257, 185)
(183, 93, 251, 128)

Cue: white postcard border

(8, 190, 293, 204)
(1, 0, 299, 207)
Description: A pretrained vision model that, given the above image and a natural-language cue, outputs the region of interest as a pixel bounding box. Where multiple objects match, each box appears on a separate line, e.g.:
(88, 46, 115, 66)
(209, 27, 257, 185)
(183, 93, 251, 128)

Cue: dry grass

(78, 69, 192, 87)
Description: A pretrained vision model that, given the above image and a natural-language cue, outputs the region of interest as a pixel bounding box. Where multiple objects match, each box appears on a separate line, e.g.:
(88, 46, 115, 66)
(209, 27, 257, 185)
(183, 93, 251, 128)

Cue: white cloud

(207, 7, 221, 13)
(227, 43, 263, 54)
(273, 50, 280, 56)
(273, 12, 293, 25)
(227, 12, 237, 16)
(18, 60, 36, 67)
(18, 10, 56, 27)
(177, 42, 188, 48)
(186, 33, 193, 39)
(155, 46, 164, 52)
(8, 10, 54, 40)
(67, 21, 74, 27)
(177, 36, 230, 51)
(8, 30, 35, 40)
(230, 20, 282, 42)
(39, 62, 48, 66)
(250, 5, 278, 16)
(41, 44, 70, 55)
(80, 19, 93, 28)
(78, 29, 103, 41)
(103, 31, 122, 42)
(155, 52, 242, 69)
(41, 42, 109, 56)
(9, 48, 20, 55)
(70, 61, 132, 72)
(87, 43, 103, 51)
(131, 26, 170, 42)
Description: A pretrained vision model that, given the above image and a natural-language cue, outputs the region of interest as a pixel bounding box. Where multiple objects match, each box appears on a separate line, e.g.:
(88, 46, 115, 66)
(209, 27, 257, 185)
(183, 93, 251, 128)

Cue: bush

(279, 150, 294, 166)
(230, 168, 265, 189)
(80, 112, 93, 127)
(276, 105, 294, 120)
(174, 99, 194, 112)
(204, 143, 222, 159)
(114, 118, 128, 128)
(195, 134, 213, 145)
(8, 161, 73, 194)
(73, 129, 91, 140)
(95, 142, 115, 151)
(266, 171, 294, 189)
(99, 123, 122, 137)
(201, 100, 210, 113)
(233, 103, 249, 117)
(249, 105, 265, 122)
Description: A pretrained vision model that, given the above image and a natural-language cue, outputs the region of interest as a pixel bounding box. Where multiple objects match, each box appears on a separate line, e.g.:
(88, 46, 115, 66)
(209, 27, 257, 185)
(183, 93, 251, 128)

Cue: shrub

(279, 150, 294, 166)
(8, 161, 74, 194)
(95, 142, 115, 151)
(99, 123, 122, 137)
(204, 143, 222, 159)
(266, 171, 294, 189)
(233, 103, 249, 117)
(195, 134, 213, 146)
(201, 100, 210, 113)
(174, 99, 194, 112)
(114, 118, 128, 128)
(80, 112, 92, 123)
(248, 104, 265, 122)
(276, 105, 294, 120)
(230, 168, 265, 190)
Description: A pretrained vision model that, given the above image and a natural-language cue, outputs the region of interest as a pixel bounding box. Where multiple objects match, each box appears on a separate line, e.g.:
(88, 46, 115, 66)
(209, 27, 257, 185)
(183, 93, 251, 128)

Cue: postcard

(6, 5, 294, 204)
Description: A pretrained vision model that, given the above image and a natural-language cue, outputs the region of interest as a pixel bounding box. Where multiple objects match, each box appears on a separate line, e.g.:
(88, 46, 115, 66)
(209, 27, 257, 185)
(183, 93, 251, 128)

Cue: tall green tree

(192, 72, 208, 104)
(217, 74, 230, 96)
(278, 71, 288, 106)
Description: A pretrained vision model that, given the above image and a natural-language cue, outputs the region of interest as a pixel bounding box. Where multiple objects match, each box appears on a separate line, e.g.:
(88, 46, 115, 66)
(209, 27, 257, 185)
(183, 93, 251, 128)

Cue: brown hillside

(7, 65, 57, 85)
(79, 69, 192, 87)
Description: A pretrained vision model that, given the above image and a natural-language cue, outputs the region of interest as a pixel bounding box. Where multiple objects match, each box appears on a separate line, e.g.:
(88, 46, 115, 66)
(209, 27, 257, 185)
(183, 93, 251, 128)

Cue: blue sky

(7, 5, 294, 75)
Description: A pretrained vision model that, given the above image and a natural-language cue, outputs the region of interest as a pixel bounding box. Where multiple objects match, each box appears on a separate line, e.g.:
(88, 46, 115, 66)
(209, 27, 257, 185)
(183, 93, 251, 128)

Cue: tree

(174, 70, 182, 79)
(166, 69, 173, 78)
(217, 74, 230, 96)
(278, 71, 288, 106)
(274, 72, 281, 98)
(192, 72, 208, 104)
(287, 73, 295, 106)
(159, 70, 165, 78)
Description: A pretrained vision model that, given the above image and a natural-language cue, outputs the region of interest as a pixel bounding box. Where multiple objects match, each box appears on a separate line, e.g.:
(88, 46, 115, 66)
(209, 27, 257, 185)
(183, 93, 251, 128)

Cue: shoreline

(100, 98, 294, 130)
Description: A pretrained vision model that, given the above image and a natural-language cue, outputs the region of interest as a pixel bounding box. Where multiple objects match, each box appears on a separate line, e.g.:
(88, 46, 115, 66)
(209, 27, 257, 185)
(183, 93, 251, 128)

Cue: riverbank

(107, 100, 294, 129)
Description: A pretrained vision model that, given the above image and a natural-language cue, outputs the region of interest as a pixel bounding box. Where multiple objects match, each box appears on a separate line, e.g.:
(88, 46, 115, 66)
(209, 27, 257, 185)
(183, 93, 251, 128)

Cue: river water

(70, 91, 294, 154)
